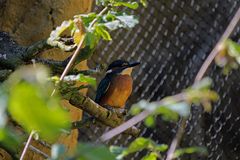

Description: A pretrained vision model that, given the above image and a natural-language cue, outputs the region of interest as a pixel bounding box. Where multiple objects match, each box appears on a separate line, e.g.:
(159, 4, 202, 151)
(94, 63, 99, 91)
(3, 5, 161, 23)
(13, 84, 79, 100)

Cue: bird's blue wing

(95, 76, 111, 103)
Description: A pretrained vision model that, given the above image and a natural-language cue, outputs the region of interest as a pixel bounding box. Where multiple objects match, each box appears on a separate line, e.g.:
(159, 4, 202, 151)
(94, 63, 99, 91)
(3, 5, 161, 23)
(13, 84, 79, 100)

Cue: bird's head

(106, 60, 140, 75)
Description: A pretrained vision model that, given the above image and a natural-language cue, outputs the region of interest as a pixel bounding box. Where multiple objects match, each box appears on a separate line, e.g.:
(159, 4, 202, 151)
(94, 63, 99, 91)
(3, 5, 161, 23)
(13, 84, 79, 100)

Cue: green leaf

(103, 20, 121, 31)
(96, 0, 110, 6)
(130, 105, 142, 115)
(191, 77, 212, 90)
(7, 66, 70, 141)
(156, 106, 179, 121)
(227, 39, 240, 63)
(165, 102, 190, 118)
(98, 12, 139, 31)
(0, 128, 21, 152)
(141, 152, 158, 160)
(77, 13, 97, 27)
(110, 146, 126, 155)
(95, 25, 112, 41)
(75, 46, 95, 64)
(155, 144, 168, 152)
(75, 143, 116, 160)
(174, 147, 208, 158)
(144, 116, 155, 127)
(132, 100, 190, 121)
(116, 13, 139, 28)
(84, 31, 98, 49)
(115, 137, 167, 159)
(126, 137, 151, 154)
(113, 2, 139, 9)
(59, 72, 94, 89)
(140, 0, 148, 7)
(79, 74, 96, 87)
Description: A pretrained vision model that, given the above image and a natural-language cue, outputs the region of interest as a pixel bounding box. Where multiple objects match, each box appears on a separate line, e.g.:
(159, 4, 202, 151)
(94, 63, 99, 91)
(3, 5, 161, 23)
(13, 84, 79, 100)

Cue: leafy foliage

(63, 73, 97, 88)
(6, 66, 70, 141)
(47, 0, 139, 64)
(111, 137, 168, 160)
(131, 100, 190, 122)
(50, 143, 116, 160)
(131, 77, 218, 124)
(215, 39, 240, 74)
(96, 0, 148, 8)
(173, 147, 208, 158)
(0, 128, 21, 152)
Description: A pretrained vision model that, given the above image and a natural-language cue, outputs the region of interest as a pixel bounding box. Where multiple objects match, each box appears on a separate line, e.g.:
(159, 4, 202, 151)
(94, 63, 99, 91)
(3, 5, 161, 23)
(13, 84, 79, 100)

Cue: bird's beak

(128, 61, 140, 67)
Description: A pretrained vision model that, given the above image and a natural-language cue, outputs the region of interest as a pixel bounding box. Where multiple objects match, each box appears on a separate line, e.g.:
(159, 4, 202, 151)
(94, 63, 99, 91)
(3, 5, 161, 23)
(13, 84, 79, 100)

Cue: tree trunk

(0, 0, 93, 159)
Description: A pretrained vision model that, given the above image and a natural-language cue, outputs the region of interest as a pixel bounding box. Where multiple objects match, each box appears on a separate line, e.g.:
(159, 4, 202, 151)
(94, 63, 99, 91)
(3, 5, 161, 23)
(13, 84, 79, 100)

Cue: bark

(60, 84, 140, 137)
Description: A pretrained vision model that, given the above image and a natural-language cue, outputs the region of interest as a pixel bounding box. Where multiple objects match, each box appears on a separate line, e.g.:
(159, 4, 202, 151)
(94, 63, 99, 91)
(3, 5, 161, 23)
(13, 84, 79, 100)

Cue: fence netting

(79, 1, 240, 159)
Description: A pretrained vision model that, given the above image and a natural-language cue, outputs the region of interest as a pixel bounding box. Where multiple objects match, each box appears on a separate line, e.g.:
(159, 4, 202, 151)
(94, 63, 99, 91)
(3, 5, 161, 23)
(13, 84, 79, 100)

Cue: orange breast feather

(99, 75, 133, 108)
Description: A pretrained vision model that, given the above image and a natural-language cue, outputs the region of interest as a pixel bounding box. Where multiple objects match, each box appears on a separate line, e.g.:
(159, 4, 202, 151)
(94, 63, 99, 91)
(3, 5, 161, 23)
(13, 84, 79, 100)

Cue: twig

(51, 6, 108, 96)
(23, 143, 49, 159)
(20, 130, 36, 160)
(165, 119, 186, 160)
(99, 110, 150, 142)
(166, 6, 240, 160)
(88, 7, 108, 29)
(195, 7, 240, 82)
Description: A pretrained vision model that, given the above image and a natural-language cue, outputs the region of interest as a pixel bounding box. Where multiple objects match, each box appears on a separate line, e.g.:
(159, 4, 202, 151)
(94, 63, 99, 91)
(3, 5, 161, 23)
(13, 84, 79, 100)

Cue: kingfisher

(95, 60, 140, 111)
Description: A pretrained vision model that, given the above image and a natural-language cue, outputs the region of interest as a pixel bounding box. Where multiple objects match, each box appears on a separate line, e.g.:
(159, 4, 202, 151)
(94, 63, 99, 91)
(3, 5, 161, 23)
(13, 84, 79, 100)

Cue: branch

(72, 118, 139, 136)
(34, 57, 70, 74)
(23, 40, 52, 60)
(195, 7, 240, 82)
(166, 7, 240, 160)
(0, 69, 12, 81)
(165, 119, 186, 160)
(59, 84, 140, 137)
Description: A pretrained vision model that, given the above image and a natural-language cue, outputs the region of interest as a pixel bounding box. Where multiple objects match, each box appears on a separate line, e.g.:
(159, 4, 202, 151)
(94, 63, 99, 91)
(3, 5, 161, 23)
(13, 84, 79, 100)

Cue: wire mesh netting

(79, 1, 240, 159)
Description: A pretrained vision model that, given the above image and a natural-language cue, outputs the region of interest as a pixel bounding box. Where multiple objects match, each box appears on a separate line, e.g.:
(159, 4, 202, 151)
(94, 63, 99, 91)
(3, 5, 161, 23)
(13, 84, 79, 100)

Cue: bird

(95, 60, 140, 111)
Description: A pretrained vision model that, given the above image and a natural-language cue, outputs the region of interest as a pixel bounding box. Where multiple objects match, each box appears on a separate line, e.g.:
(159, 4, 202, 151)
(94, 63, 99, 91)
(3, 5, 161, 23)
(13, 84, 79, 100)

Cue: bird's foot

(103, 105, 127, 119)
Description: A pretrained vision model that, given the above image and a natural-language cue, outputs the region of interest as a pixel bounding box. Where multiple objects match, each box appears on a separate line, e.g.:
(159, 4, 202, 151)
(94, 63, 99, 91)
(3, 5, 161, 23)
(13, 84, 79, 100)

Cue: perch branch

(59, 84, 140, 136)
(71, 117, 97, 129)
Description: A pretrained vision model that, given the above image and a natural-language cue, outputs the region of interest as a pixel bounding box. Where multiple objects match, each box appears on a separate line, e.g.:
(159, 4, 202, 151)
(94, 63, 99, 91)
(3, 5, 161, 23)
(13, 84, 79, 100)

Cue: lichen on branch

(58, 82, 140, 137)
